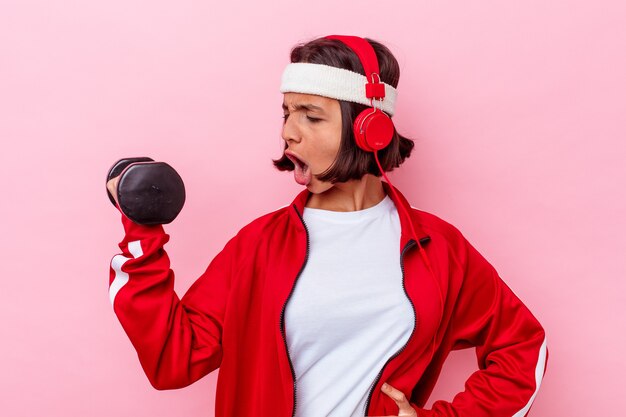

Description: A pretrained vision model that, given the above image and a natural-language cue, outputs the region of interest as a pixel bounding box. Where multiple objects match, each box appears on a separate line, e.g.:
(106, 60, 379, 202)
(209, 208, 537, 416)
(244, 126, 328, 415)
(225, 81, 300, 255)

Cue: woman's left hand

(369, 382, 418, 416)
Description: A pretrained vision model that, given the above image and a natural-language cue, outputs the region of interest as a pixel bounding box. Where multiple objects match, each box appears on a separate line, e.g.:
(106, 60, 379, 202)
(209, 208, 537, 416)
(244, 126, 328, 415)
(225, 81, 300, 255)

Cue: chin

(306, 180, 334, 194)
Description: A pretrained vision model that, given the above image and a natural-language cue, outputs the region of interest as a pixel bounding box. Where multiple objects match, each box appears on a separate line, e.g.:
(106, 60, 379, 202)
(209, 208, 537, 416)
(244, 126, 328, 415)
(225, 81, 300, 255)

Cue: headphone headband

(324, 35, 386, 100)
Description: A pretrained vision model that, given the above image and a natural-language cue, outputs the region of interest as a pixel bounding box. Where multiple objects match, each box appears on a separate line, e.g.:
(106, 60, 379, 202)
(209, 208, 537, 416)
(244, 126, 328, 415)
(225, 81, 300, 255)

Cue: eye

(282, 114, 289, 123)
(306, 115, 321, 123)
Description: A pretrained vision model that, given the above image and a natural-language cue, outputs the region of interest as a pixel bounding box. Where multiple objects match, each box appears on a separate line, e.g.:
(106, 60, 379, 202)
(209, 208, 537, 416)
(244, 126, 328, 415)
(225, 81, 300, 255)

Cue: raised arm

(109, 213, 238, 389)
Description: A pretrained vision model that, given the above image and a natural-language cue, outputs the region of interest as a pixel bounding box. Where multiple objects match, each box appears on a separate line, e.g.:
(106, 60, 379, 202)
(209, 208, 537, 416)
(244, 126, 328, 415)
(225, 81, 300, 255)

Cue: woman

(107, 35, 548, 417)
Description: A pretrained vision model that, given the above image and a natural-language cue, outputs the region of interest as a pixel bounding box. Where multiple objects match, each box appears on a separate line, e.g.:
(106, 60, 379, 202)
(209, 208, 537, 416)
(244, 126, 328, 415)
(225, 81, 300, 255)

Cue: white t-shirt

(284, 194, 414, 417)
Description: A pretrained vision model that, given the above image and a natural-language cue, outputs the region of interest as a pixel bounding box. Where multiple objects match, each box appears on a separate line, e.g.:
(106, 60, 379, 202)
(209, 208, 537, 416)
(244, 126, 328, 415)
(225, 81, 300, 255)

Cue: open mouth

(285, 151, 308, 170)
(285, 151, 312, 186)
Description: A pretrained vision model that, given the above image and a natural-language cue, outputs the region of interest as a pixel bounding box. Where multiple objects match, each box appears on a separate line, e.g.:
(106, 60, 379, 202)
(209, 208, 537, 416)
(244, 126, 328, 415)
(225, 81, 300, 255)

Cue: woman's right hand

(107, 175, 121, 208)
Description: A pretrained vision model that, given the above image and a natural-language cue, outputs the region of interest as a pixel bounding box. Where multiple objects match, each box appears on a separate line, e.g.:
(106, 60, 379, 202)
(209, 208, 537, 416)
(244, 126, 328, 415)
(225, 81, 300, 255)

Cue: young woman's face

(281, 92, 343, 194)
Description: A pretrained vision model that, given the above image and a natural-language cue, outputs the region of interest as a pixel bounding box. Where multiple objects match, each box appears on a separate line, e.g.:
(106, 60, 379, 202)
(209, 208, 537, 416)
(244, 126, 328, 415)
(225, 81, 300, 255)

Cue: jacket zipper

(279, 204, 310, 417)
(363, 238, 418, 416)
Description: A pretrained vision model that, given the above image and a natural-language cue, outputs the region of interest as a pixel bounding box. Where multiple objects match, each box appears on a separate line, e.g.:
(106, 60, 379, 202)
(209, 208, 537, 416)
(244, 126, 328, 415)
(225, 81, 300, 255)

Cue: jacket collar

(289, 181, 430, 249)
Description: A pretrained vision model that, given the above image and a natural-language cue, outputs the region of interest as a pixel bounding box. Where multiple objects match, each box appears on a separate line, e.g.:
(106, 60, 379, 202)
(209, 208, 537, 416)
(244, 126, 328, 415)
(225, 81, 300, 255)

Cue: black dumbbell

(106, 157, 186, 225)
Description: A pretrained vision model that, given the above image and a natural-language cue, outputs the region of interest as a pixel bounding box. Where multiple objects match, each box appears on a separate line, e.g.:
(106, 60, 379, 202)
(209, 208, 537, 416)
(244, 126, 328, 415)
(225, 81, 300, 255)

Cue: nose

(281, 114, 301, 144)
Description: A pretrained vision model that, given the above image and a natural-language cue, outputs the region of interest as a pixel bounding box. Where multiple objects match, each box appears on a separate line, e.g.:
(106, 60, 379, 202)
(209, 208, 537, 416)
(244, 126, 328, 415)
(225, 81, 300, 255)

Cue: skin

(106, 176, 120, 207)
(374, 383, 419, 417)
(282, 92, 386, 212)
(106, 92, 416, 416)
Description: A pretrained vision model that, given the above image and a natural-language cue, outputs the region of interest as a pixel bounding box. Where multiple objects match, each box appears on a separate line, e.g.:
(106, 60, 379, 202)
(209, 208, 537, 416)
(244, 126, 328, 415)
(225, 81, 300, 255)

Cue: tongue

(294, 162, 311, 186)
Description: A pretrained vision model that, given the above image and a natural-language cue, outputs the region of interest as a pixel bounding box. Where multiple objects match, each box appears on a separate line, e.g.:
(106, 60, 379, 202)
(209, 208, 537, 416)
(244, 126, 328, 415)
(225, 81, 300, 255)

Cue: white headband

(279, 62, 397, 116)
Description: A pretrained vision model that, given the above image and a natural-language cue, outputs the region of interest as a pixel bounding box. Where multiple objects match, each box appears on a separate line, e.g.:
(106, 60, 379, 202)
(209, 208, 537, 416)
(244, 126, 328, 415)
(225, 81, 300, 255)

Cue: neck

(305, 174, 386, 212)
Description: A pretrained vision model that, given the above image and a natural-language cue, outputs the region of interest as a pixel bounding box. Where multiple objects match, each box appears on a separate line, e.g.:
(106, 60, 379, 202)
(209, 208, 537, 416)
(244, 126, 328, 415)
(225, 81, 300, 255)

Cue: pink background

(1, 0, 624, 415)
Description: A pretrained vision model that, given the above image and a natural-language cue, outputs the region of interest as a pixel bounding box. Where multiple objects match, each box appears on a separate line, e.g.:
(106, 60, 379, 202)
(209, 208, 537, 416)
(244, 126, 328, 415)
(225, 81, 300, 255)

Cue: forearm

(109, 213, 224, 389)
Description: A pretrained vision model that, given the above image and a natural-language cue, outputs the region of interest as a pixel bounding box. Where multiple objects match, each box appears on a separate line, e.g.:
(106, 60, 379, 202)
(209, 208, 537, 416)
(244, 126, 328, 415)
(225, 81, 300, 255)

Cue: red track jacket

(108, 181, 548, 417)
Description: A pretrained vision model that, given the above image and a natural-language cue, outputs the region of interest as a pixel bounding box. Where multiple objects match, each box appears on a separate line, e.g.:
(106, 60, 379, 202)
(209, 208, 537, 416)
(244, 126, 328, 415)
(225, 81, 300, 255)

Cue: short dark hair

(272, 37, 416, 183)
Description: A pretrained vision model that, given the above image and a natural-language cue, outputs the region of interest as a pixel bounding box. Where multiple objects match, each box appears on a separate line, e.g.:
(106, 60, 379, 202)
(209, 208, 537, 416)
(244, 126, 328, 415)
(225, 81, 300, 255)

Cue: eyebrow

(282, 103, 325, 113)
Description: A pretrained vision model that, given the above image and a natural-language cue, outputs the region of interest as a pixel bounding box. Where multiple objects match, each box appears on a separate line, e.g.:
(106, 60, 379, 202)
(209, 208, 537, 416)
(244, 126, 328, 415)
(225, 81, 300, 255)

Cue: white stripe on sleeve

(109, 240, 143, 306)
(512, 336, 548, 417)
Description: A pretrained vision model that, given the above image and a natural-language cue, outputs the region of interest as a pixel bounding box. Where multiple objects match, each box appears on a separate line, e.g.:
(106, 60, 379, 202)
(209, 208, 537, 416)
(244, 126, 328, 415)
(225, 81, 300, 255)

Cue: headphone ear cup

(353, 109, 373, 152)
(353, 108, 395, 152)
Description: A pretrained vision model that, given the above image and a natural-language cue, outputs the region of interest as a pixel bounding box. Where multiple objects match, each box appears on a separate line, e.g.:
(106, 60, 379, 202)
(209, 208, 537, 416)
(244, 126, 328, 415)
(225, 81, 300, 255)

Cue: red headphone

(324, 35, 396, 153)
